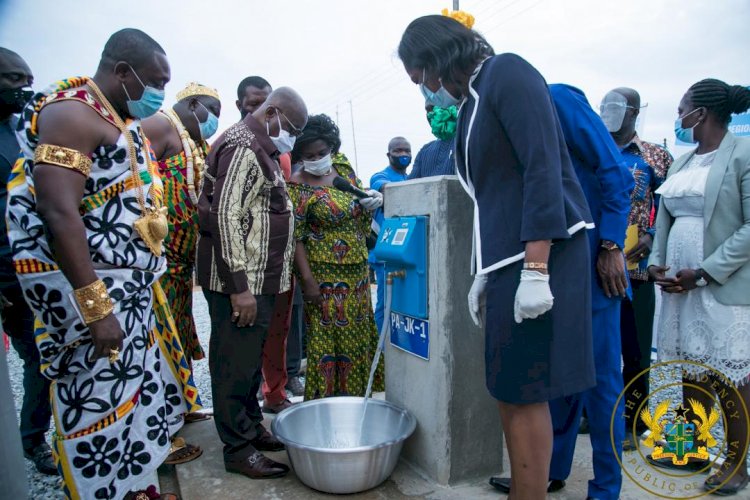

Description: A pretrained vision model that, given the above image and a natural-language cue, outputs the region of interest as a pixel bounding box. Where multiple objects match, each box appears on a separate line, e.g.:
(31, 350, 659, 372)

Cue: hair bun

(727, 85, 750, 115)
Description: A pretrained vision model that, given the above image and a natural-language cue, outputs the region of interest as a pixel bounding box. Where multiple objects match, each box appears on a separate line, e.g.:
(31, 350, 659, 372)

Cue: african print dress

(288, 154, 384, 400)
(157, 148, 204, 362)
(7, 77, 200, 500)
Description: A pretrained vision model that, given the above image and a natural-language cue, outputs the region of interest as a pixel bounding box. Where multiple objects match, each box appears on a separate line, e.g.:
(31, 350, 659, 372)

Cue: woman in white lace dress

(649, 79, 750, 495)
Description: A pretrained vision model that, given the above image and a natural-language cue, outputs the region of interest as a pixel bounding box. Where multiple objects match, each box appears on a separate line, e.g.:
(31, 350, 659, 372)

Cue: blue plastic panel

(372, 216, 428, 319)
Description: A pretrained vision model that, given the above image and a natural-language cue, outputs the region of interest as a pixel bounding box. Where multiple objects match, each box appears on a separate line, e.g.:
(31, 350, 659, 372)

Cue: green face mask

(427, 105, 458, 141)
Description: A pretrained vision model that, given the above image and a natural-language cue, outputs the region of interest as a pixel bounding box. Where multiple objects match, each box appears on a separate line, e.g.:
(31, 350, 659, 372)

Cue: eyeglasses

(277, 109, 303, 137)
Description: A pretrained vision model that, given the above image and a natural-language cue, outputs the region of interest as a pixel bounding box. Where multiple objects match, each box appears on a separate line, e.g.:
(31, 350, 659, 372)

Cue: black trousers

(620, 279, 655, 434)
(204, 289, 274, 462)
(285, 284, 304, 377)
(3, 284, 51, 451)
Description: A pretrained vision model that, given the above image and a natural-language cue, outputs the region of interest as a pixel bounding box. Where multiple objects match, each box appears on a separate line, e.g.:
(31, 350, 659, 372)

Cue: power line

(314, 68, 406, 114)
(313, 0, 541, 114)
(480, 0, 547, 34)
(312, 1, 508, 112)
(476, 0, 527, 26)
(313, 65, 401, 111)
(312, 58, 405, 111)
(470, 0, 521, 20)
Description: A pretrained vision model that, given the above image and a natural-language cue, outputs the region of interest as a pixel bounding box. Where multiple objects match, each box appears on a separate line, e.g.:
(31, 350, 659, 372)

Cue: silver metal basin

(271, 396, 416, 494)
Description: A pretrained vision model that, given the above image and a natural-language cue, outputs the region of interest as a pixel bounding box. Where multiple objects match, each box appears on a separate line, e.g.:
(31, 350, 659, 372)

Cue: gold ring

(108, 347, 120, 364)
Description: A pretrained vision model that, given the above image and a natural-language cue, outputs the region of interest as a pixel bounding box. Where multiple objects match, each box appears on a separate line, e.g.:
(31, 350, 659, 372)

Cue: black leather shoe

(225, 452, 289, 479)
(489, 476, 565, 493)
(547, 479, 566, 492)
(250, 428, 285, 452)
(24, 442, 58, 475)
(578, 416, 590, 434)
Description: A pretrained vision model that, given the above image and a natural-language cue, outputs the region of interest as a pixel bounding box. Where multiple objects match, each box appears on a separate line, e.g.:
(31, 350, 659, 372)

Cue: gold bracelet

(523, 262, 548, 271)
(73, 279, 113, 324)
(34, 144, 92, 177)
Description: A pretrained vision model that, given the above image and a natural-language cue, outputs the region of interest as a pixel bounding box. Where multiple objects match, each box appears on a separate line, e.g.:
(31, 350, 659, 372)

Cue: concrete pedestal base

(382, 176, 503, 485)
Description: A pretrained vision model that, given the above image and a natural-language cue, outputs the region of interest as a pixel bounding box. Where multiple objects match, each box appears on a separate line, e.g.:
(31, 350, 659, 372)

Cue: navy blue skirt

(484, 230, 595, 404)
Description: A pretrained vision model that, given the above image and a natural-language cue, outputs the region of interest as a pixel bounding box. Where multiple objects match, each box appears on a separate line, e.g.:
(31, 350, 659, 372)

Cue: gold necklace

(86, 78, 168, 256)
(163, 109, 205, 205)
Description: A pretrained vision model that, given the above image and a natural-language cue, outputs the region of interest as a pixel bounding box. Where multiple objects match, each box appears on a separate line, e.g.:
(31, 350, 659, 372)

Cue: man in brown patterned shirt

(601, 87, 672, 446)
(196, 87, 307, 479)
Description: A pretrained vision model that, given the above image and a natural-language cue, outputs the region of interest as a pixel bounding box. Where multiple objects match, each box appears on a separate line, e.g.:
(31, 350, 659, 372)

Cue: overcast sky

(1, 0, 748, 184)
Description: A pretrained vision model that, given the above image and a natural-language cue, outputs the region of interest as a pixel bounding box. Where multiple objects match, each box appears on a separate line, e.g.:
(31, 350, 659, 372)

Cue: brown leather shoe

(250, 428, 285, 452)
(225, 452, 289, 479)
(262, 398, 294, 414)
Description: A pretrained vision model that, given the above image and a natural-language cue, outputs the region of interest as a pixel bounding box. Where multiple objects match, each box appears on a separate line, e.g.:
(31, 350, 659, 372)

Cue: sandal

(184, 412, 212, 424)
(128, 486, 180, 499)
(163, 437, 202, 465)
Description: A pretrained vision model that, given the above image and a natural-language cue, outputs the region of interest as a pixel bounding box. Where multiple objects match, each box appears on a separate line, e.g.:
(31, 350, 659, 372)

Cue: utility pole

(336, 104, 339, 126)
(348, 100, 359, 174)
(453, 0, 459, 10)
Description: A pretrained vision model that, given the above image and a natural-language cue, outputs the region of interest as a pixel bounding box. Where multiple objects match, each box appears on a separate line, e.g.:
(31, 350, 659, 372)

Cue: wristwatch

(600, 240, 620, 251)
(695, 269, 709, 287)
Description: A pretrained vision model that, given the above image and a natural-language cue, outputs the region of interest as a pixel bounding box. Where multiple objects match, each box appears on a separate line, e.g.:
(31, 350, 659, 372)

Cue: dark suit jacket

(455, 54, 593, 275)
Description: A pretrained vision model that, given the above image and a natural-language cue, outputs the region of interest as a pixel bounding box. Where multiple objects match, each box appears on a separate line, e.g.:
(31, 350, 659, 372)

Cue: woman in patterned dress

(288, 114, 384, 400)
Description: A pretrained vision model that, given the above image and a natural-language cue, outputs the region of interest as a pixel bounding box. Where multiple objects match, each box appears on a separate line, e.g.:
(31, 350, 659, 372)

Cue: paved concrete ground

(164, 408, 725, 499)
(171, 291, 738, 499)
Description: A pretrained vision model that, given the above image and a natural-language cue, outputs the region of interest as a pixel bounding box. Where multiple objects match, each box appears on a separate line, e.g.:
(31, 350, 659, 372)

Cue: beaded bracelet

(523, 262, 548, 271)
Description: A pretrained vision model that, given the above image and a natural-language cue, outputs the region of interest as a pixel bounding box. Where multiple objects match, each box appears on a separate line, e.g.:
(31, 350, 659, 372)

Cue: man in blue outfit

(491, 84, 633, 500)
(600, 88, 672, 448)
(368, 136, 411, 332)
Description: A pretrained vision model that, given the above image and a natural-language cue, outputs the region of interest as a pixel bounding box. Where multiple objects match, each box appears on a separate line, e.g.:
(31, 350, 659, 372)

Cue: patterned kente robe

(7, 77, 200, 500)
(157, 147, 204, 362)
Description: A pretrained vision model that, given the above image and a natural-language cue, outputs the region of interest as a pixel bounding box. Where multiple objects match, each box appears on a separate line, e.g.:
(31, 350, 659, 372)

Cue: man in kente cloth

(142, 82, 221, 425)
(6, 28, 200, 500)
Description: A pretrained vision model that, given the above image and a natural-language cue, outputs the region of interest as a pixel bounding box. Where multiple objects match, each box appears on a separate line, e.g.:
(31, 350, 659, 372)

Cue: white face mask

(267, 112, 296, 154)
(303, 153, 333, 176)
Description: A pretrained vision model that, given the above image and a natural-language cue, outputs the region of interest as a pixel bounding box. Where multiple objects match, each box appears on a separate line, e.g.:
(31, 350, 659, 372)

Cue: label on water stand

(389, 312, 429, 360)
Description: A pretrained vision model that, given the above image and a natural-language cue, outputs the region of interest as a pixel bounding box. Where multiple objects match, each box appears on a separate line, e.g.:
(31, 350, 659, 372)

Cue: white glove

(514, 270, 554, 324)
(359, 189, 383, 211)
(468, 274, 488, 328)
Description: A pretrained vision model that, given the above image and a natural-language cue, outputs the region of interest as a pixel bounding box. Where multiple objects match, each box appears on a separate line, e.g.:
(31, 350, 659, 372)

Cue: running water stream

(358, 282, 392, 446)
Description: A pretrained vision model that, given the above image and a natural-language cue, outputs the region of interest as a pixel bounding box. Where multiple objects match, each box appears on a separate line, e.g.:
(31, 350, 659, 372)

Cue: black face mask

(0, 87, 33, 114)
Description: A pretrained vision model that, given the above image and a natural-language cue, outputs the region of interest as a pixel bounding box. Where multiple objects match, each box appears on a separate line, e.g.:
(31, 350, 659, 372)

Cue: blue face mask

(420, 68, 460, 109)
(122, 65, 165, 119)
(390, 154, 411, 169)
(674, 107, 702, 144)
(194, 102, 219, 140)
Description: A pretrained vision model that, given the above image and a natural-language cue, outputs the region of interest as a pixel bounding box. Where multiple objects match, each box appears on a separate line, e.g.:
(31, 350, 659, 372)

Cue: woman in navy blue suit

(398, 15, 596, 497)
